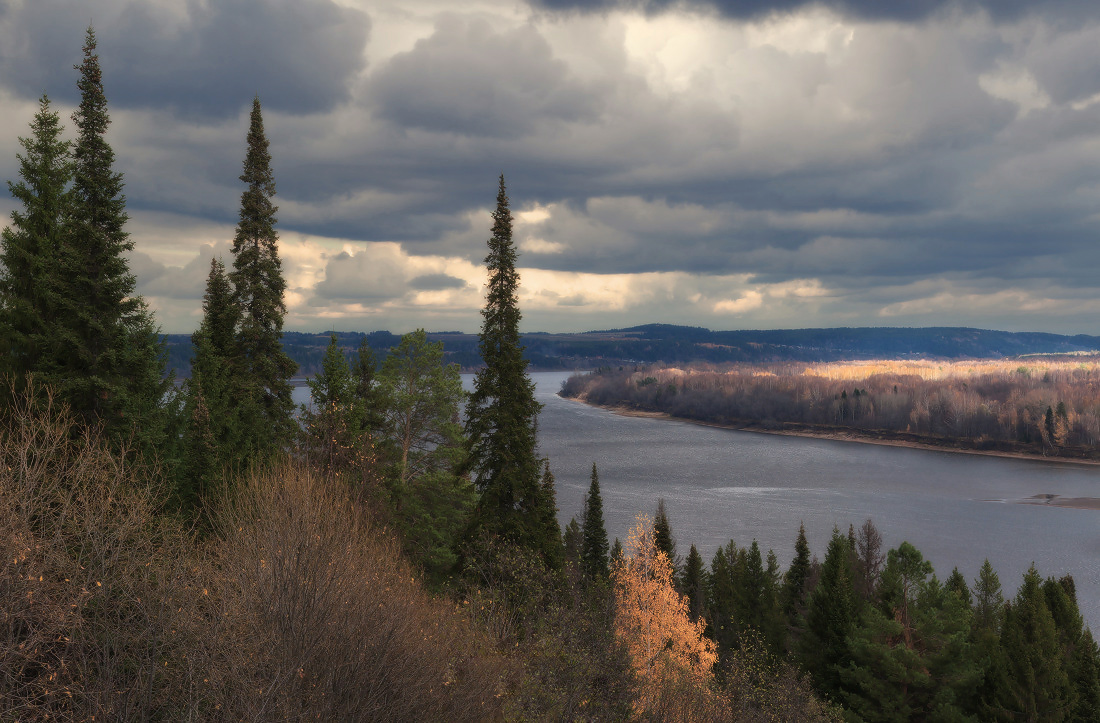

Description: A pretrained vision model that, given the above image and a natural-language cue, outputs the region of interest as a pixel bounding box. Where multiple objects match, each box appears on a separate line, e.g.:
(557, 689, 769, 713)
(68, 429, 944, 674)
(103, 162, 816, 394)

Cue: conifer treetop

(72, 26, 130, 254)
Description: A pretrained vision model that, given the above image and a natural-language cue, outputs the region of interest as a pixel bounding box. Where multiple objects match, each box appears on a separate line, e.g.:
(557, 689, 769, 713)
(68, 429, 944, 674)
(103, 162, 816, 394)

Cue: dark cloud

(1026, 28, 1100, 105)
(531, 0, 1098, 23)
(368, 16, 603, 138)
(409, 273, 467, 291)
(312, 248, 409, 302)
(0, 0, 368, 118)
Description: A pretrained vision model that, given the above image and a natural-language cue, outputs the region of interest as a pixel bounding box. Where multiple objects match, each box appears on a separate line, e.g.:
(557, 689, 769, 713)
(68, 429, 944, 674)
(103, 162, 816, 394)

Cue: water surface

(530, 372, 1100, 630)
(295, 371, 1100, 628)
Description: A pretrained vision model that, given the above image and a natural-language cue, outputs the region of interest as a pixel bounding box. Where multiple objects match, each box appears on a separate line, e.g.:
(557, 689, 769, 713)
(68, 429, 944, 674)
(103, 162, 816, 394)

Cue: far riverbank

(562, 395, 1100, 511)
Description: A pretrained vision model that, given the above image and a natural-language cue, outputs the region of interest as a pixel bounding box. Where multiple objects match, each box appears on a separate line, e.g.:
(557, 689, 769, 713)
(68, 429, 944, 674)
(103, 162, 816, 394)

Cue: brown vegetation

(563, 356, 1100, 459)
(1, 384, 508, 721)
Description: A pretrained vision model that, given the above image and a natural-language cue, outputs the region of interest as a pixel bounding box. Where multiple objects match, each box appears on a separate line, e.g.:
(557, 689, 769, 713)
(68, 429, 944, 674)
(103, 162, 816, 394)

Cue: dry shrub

(0, 383, 197, 720)
(461, 538, 637, 721)
(715, 634, 842, 723)
(1, 383, 508, 721)
(206, 462, 508, 721)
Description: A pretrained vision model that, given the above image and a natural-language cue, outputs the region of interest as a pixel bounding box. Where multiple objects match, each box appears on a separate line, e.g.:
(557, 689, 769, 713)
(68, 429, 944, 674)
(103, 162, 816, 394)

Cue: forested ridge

(163, 324, 1100, 377)
(2, 30, 1099, 721)
(562, 357, 1100, 461)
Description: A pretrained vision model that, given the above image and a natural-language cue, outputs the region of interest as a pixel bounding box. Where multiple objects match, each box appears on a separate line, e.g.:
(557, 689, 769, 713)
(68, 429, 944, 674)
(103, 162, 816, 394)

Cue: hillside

(162, 325, 1100, 378)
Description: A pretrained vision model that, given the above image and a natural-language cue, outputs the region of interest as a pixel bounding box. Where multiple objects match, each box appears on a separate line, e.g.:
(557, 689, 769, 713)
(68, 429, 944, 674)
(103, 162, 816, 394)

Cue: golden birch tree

(613, 513, 718, 714)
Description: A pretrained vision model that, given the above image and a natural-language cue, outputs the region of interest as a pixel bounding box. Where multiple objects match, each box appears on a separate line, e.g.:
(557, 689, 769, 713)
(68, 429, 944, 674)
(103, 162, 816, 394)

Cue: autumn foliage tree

(613, 513, 718, 715)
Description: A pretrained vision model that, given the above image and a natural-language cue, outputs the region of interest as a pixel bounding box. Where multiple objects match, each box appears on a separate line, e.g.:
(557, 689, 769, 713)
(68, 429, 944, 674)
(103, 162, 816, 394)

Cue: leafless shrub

(207, 462, 508, 722)
(1, 382, 508, 721)
(0, 380, 197, 721)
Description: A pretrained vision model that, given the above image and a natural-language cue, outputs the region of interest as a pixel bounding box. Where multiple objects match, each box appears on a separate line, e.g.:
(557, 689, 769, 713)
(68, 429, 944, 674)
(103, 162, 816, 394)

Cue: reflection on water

(294, 371, 1100, 629)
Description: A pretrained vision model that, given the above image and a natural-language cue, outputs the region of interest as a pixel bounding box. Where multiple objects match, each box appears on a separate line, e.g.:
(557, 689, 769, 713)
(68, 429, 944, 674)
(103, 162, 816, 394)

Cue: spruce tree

(563, 517, 582, 565)
(354, 336, 386, 438)
(1070, 629, 1100, 723)
(992, 566, 1073, 721)
(179, 258, 240, 508)
(58, 27, 169, 447)
(946, 566, 973, 607)
(0, 95, 71, 391)
(610, 537, 624, 568)
(783, 521, 812, 624)
(800, 526, 858, 699)
(300, 334, 358, 479)
(973, 559, 1005, 633)
(465, 175, 554, 563)
(682, 544, 705, 623)
(707, 540, 742, 655)
(653, 497, 677, 573)
(580, 462, 610, 581)
(229, 97, 297, 459)
(536, 461, 564, 570)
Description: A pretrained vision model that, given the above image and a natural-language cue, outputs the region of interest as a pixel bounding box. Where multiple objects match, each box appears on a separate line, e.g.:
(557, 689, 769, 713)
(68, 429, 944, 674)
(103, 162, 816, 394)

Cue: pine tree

(229, 97, 296, 460)
(580, 462, 610, 582)
(0, 95, 71, 392)
(464, 175, 554, 563)
(56, 27, 169, 447)
(377, 330, 472, 580)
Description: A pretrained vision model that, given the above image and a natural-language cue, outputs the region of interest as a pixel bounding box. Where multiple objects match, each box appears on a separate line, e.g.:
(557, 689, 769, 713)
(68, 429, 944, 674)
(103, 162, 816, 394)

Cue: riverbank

(565, 395, 1100, 469)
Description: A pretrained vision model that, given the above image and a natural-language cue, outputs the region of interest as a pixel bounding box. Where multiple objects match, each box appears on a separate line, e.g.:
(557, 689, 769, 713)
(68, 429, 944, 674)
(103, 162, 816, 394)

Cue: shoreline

(563, 395, 1100, 511)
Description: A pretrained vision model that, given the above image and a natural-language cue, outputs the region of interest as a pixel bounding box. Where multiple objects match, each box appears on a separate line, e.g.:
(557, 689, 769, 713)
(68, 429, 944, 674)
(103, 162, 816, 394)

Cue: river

(297, 371, 1100, 629)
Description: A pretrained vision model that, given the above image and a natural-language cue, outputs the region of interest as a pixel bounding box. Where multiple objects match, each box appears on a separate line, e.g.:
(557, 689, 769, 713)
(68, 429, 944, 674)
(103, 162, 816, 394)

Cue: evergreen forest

(1, 30, 1098, 722)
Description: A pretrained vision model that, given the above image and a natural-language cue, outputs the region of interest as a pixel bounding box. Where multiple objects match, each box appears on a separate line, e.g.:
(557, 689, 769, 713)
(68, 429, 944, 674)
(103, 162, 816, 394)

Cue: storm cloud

(2, 0, 1100, 335)
(0, 0, 369, 118)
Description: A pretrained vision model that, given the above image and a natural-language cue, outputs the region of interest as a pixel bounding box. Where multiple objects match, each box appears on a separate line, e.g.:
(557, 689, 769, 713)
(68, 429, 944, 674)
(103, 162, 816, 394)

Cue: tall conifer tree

(800, 526, 857, 699)
(580, 462, 610, 581)
(653, 497, 677, 571)
(179, 258, 240, 507)
(229, 97, 296, 459)
(682, 544, 705, 623)
(992, 566, 1073, 720)
(783, 521, 812, 624)
(56, 27, 169, 447)
(465, 175, 556, 563)
(0, 96, 71, 391)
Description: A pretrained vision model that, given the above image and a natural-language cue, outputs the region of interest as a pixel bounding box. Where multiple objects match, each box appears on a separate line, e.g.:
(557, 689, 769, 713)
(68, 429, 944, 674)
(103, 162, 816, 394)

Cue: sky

(2, 0, 1100, 335)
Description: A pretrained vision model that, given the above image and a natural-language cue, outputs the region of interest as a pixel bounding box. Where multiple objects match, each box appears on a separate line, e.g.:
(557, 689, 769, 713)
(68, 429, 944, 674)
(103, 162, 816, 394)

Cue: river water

(296, 371, 1100, 628)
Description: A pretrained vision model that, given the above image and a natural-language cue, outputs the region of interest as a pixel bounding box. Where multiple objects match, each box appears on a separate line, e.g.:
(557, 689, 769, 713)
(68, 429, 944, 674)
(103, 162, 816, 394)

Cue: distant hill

(162, 325, 1100, 378)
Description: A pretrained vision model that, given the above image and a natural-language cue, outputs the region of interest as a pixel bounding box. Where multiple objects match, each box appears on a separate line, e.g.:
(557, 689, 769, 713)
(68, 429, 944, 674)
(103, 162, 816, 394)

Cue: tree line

(562, 358, 1100, 458)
